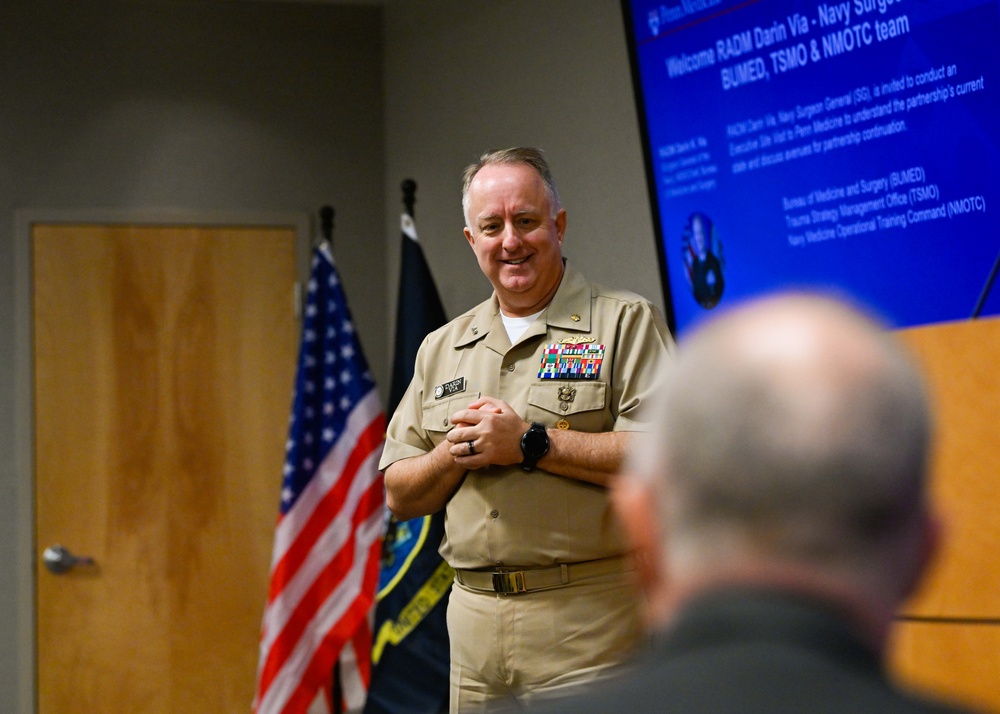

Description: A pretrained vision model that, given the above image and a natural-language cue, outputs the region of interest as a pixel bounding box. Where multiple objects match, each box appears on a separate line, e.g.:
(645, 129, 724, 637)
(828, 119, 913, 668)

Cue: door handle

(42, 544, 95, 574)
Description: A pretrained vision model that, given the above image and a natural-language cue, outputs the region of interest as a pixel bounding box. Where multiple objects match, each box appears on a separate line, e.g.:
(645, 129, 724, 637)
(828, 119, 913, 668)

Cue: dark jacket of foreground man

(537, 588, 981, 714)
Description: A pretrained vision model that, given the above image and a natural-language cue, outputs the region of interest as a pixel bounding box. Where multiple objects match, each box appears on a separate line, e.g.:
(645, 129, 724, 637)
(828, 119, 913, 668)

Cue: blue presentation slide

(626, 0, 999, 334)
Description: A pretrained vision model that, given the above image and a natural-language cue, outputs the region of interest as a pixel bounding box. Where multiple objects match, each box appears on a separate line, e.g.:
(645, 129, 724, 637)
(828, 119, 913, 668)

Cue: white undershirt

(501, 309, 544, 344)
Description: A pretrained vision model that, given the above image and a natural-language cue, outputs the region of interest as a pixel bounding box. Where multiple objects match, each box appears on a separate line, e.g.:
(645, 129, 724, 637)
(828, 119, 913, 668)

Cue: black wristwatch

(520, 422, 550, 471)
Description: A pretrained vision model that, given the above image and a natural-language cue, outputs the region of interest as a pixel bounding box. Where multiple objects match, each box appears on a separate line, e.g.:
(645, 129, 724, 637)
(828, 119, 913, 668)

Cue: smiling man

(380, 147, 674, 712)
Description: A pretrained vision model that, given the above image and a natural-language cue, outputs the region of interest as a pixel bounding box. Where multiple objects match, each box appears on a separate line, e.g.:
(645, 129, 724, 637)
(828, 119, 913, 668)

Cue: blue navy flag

(255, 242, 385, 714)
(364, 213, 451, 714)
(388, 213, 448, 415)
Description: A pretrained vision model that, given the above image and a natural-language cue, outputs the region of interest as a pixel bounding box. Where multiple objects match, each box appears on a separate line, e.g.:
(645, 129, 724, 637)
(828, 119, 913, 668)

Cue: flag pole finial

(401, 180, 417, 219)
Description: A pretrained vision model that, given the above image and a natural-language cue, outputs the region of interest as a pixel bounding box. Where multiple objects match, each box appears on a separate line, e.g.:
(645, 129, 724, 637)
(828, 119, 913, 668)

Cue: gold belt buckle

(492, 570, 527, 594)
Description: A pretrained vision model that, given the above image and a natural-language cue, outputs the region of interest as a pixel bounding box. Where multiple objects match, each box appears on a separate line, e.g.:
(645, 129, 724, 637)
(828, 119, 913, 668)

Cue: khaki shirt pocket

(525, 382, 608, 433)
(421, 393, 481, 444)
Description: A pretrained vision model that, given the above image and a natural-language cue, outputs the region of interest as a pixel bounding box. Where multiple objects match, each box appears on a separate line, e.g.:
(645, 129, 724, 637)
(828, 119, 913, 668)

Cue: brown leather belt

(453, 555, 633, 595)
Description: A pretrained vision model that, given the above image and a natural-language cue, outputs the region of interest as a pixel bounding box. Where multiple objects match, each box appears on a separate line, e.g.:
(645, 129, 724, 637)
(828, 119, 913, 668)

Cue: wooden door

(33, 224, 299, 713)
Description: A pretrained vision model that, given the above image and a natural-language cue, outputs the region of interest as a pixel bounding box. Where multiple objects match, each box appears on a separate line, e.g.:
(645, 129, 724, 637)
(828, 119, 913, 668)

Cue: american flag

(254, 243, 386, 714)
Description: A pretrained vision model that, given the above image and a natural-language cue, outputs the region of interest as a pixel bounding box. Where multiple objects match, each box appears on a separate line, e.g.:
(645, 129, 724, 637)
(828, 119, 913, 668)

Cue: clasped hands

(445, 396, 530, 469)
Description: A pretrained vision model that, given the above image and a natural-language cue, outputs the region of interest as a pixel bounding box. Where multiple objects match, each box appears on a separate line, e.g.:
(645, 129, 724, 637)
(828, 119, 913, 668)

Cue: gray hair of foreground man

(628, 293, 935, 614)
(461, 147, 562, 227)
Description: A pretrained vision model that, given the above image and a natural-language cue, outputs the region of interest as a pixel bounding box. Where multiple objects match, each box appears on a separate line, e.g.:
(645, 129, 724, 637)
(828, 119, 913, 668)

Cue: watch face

(522, 425, 548, 457)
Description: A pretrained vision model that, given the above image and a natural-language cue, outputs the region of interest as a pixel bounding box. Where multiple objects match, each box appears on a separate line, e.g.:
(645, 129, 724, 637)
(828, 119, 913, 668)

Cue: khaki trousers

(447, 570, 644, 713)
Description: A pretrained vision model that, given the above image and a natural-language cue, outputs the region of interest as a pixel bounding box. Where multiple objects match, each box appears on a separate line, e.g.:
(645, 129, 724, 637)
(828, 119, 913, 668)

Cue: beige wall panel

(890, 620, 1000, 713)
(897, 317, 1000, 619)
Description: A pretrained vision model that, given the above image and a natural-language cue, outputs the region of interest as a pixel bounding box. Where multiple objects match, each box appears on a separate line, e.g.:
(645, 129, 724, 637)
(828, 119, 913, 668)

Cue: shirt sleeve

(379, 332, 437, 470)
(611, 299, 675, 432)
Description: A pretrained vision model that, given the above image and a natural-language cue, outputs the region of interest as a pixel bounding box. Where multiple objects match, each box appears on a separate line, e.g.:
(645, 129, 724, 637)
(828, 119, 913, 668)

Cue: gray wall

(1, 0, 661, 709)
(0, 1, 385, 709)
(381, 0, 662, 324)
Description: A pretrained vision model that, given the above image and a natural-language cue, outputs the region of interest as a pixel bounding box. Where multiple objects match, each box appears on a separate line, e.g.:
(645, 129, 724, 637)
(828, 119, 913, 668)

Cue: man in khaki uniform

(380, 147, 673, 712)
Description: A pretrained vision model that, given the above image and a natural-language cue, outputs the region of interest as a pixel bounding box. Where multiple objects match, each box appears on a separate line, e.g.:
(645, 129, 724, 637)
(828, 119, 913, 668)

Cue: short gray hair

(461, 147, 561, 227)
(632, 293, 932, 573)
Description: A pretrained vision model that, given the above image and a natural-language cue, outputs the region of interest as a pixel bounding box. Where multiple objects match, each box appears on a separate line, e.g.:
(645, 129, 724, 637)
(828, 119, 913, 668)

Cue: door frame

(13, 208, 312, 714)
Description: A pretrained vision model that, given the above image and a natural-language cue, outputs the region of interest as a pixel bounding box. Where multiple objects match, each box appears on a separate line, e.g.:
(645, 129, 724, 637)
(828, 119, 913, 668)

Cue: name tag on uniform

(538, 343, 605, 380)
(434, 377, 466, 399)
